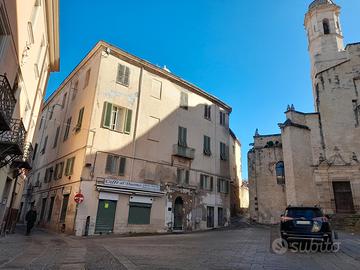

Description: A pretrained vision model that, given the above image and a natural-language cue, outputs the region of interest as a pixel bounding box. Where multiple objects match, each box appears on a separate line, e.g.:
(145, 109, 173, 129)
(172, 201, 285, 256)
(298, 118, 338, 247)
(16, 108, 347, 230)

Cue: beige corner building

(0, 0, 59, 233)
(27, 41, 238, 236)
(249, 0, 360, 224)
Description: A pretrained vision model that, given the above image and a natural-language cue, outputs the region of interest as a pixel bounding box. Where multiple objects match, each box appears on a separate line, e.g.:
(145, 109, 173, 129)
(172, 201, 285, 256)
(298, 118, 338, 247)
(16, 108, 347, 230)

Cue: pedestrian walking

(25, 206, 37, 235)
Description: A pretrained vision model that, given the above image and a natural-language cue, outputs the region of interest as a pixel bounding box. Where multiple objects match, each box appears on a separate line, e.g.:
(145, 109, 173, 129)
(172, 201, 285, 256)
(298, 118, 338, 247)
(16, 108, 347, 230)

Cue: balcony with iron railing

(0, 74, 16, 131)
(12, 142, 34, 170)
(0, 119, 26, 158)
(172, 144, 195, 160)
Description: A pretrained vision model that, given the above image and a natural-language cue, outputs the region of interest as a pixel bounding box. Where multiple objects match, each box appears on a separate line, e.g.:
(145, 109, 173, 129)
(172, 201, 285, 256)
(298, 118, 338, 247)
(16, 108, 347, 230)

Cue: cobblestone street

(0, 225, 359, 269)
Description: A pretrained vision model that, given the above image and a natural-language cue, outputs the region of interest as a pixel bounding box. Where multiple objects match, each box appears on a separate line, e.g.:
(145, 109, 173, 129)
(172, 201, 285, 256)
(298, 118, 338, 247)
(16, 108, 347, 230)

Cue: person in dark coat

(25, 206, 37, 235)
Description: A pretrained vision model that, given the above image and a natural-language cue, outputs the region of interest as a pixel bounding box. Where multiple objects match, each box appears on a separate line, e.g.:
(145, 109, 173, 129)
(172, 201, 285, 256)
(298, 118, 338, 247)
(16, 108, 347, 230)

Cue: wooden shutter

(53, 126, 60, 148)
(204, 105, 207, 118)
(217, 179, 220, 192)
(177, 168, 181, 183)
(58, 162, 64, 179)
(200, 174, 204, 189)
(118, 157, 126, 176)
(54, 164, 58, 180)
(124, 66, 130, 86)
(65, 159, 69, 176)
(117, 64, 125, 84)
(185, 170, 189, 184)
(178, 127, 186, 146)
(124, 109, 132, 134)
(105, 155, 113, 174)
(76, 107, 84, 131)
(69, 158, 75, 175)
(103, 102, 112, 128)
(210, 177, 213, 191)
(180, 92, 188, 109)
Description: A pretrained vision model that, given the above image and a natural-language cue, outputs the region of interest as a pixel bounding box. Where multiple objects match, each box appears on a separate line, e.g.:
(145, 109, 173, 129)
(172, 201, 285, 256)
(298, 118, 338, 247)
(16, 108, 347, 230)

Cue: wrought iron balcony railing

(12, 142, 33, 170)
(172, 144, 195, 160)
(0, 119, 26, 157)
(0, 74, 16, 131)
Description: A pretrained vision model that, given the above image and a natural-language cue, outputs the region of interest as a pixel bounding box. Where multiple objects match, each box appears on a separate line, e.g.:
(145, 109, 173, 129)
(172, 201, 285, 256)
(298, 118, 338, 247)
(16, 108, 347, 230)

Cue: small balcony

(0, 74, 16, 131)
(0, 119, 26, 157)
(12, 142, 33, 170)
(173, 144, 195, 160)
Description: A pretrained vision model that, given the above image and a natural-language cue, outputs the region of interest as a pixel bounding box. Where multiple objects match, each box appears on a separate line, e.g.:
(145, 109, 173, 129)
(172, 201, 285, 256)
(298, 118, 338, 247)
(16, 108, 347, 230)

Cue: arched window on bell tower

(323, 19, 330, 35)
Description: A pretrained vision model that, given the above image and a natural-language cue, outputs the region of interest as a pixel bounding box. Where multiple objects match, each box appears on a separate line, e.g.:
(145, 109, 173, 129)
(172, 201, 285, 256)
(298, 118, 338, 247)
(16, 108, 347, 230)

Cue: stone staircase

(330, 214, 360, 232)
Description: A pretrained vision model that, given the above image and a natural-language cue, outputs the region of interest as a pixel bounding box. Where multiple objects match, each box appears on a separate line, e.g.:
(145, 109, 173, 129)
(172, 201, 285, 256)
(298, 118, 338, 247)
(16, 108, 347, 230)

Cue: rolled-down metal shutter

(95, 200, 117, 234)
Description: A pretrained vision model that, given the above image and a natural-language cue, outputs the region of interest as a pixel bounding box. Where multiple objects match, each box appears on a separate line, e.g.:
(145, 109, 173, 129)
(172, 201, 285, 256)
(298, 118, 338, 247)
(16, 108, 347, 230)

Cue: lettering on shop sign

(104, 179, 161, 192)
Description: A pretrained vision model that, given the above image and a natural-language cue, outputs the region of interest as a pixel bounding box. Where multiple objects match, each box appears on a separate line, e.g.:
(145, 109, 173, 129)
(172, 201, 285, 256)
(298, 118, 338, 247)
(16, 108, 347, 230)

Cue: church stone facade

(248, 0, 360, 224)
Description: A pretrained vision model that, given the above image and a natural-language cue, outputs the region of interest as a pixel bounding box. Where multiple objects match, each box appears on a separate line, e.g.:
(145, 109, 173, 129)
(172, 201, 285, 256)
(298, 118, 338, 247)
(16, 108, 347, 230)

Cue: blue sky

(46, 0, 360, 179)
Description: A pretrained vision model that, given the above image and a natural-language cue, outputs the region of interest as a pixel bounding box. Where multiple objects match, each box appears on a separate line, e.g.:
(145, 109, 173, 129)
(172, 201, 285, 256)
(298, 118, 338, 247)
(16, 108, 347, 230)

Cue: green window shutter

(185, 170, 189, 184)
(178, 126, 187, 146)
(59, 195, 69, 223)
(203, 136, 206, 153)
(118, 157, 126, 176)
(76, 107, 84, 131)
(54, 164, 58, 180)
(103, 102, 112, 128)
(200, 174, 204, 189)
(124, 109, 132, 134)
(217, 179, 220, 192)
(180, 92, 188, 109)
(65, 159, 69, 176)
(210, 177, 214, 191)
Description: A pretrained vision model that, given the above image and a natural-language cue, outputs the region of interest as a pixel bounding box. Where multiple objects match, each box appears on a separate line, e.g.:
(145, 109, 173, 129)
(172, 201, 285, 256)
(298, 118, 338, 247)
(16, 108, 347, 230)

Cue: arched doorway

(173, 197, 183, 230)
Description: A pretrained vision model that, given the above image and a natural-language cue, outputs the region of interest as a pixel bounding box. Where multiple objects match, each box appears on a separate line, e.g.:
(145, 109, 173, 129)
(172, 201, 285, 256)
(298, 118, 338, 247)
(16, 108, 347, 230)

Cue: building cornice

(45, 40, 232, 112)
(45, 0, 60, 71)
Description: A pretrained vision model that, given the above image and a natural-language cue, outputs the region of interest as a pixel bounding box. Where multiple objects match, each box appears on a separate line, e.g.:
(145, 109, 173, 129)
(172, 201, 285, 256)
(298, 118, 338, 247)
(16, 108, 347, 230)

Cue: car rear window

(285, 208, 323, 219)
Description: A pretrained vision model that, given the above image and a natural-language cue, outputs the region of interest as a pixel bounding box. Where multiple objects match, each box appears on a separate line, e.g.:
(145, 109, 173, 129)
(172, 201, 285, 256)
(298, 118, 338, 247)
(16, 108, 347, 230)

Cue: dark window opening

(276, 161, 285, 185)
(323, 19, 330, 35)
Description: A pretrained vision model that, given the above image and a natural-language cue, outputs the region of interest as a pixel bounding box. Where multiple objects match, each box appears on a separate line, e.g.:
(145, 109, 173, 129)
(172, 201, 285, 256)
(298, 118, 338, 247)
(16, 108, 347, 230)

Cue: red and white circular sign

(74, 193, 84, 204)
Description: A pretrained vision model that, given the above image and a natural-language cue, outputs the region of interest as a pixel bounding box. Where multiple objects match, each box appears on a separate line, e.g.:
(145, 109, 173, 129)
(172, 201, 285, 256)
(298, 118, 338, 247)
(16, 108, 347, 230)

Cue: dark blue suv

(280, 206, 333, 244)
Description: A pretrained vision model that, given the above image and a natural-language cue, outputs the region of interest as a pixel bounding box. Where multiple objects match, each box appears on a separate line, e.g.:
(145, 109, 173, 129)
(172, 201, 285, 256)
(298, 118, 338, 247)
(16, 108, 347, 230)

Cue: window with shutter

(220, 142, 228, 161)
(84, 69, 91, 89)
(119, 157, 126, 176)
(200, 174, 213, 191)
(203, 135, 211, 156)
(180, 92, 188, 110)
(65, 157, 75, 176)
(177, 168, 189, 185)
(102, 102, 132, 134)
(220, 111, 226, 126)
(53, 126, 60, 148)
(75, 107, 84, 133)
(116, 64, 130, 86)
(178, 126, 187, 147)
(63, 117, 72, 141)
(204, 104, 211, 120)
(124, 109, 132, 134)
(218, 178, 229, 193)
(105, 155, 119, 174)
(41, 136, 48, 154)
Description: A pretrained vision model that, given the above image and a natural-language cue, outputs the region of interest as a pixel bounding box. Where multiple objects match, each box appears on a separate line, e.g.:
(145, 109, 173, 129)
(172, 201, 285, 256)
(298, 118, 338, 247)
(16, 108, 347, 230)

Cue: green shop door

(95, 200, 117, 234)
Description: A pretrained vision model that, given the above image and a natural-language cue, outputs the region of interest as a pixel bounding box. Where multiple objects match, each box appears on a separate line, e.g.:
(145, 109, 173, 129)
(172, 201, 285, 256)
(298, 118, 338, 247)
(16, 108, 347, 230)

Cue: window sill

(101, 126, 130, 135)
(116, 81, 129, 87)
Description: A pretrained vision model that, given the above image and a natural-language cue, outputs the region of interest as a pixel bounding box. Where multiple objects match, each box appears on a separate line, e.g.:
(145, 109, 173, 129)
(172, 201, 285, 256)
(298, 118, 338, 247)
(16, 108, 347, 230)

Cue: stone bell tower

(304, 0, 346, 84)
